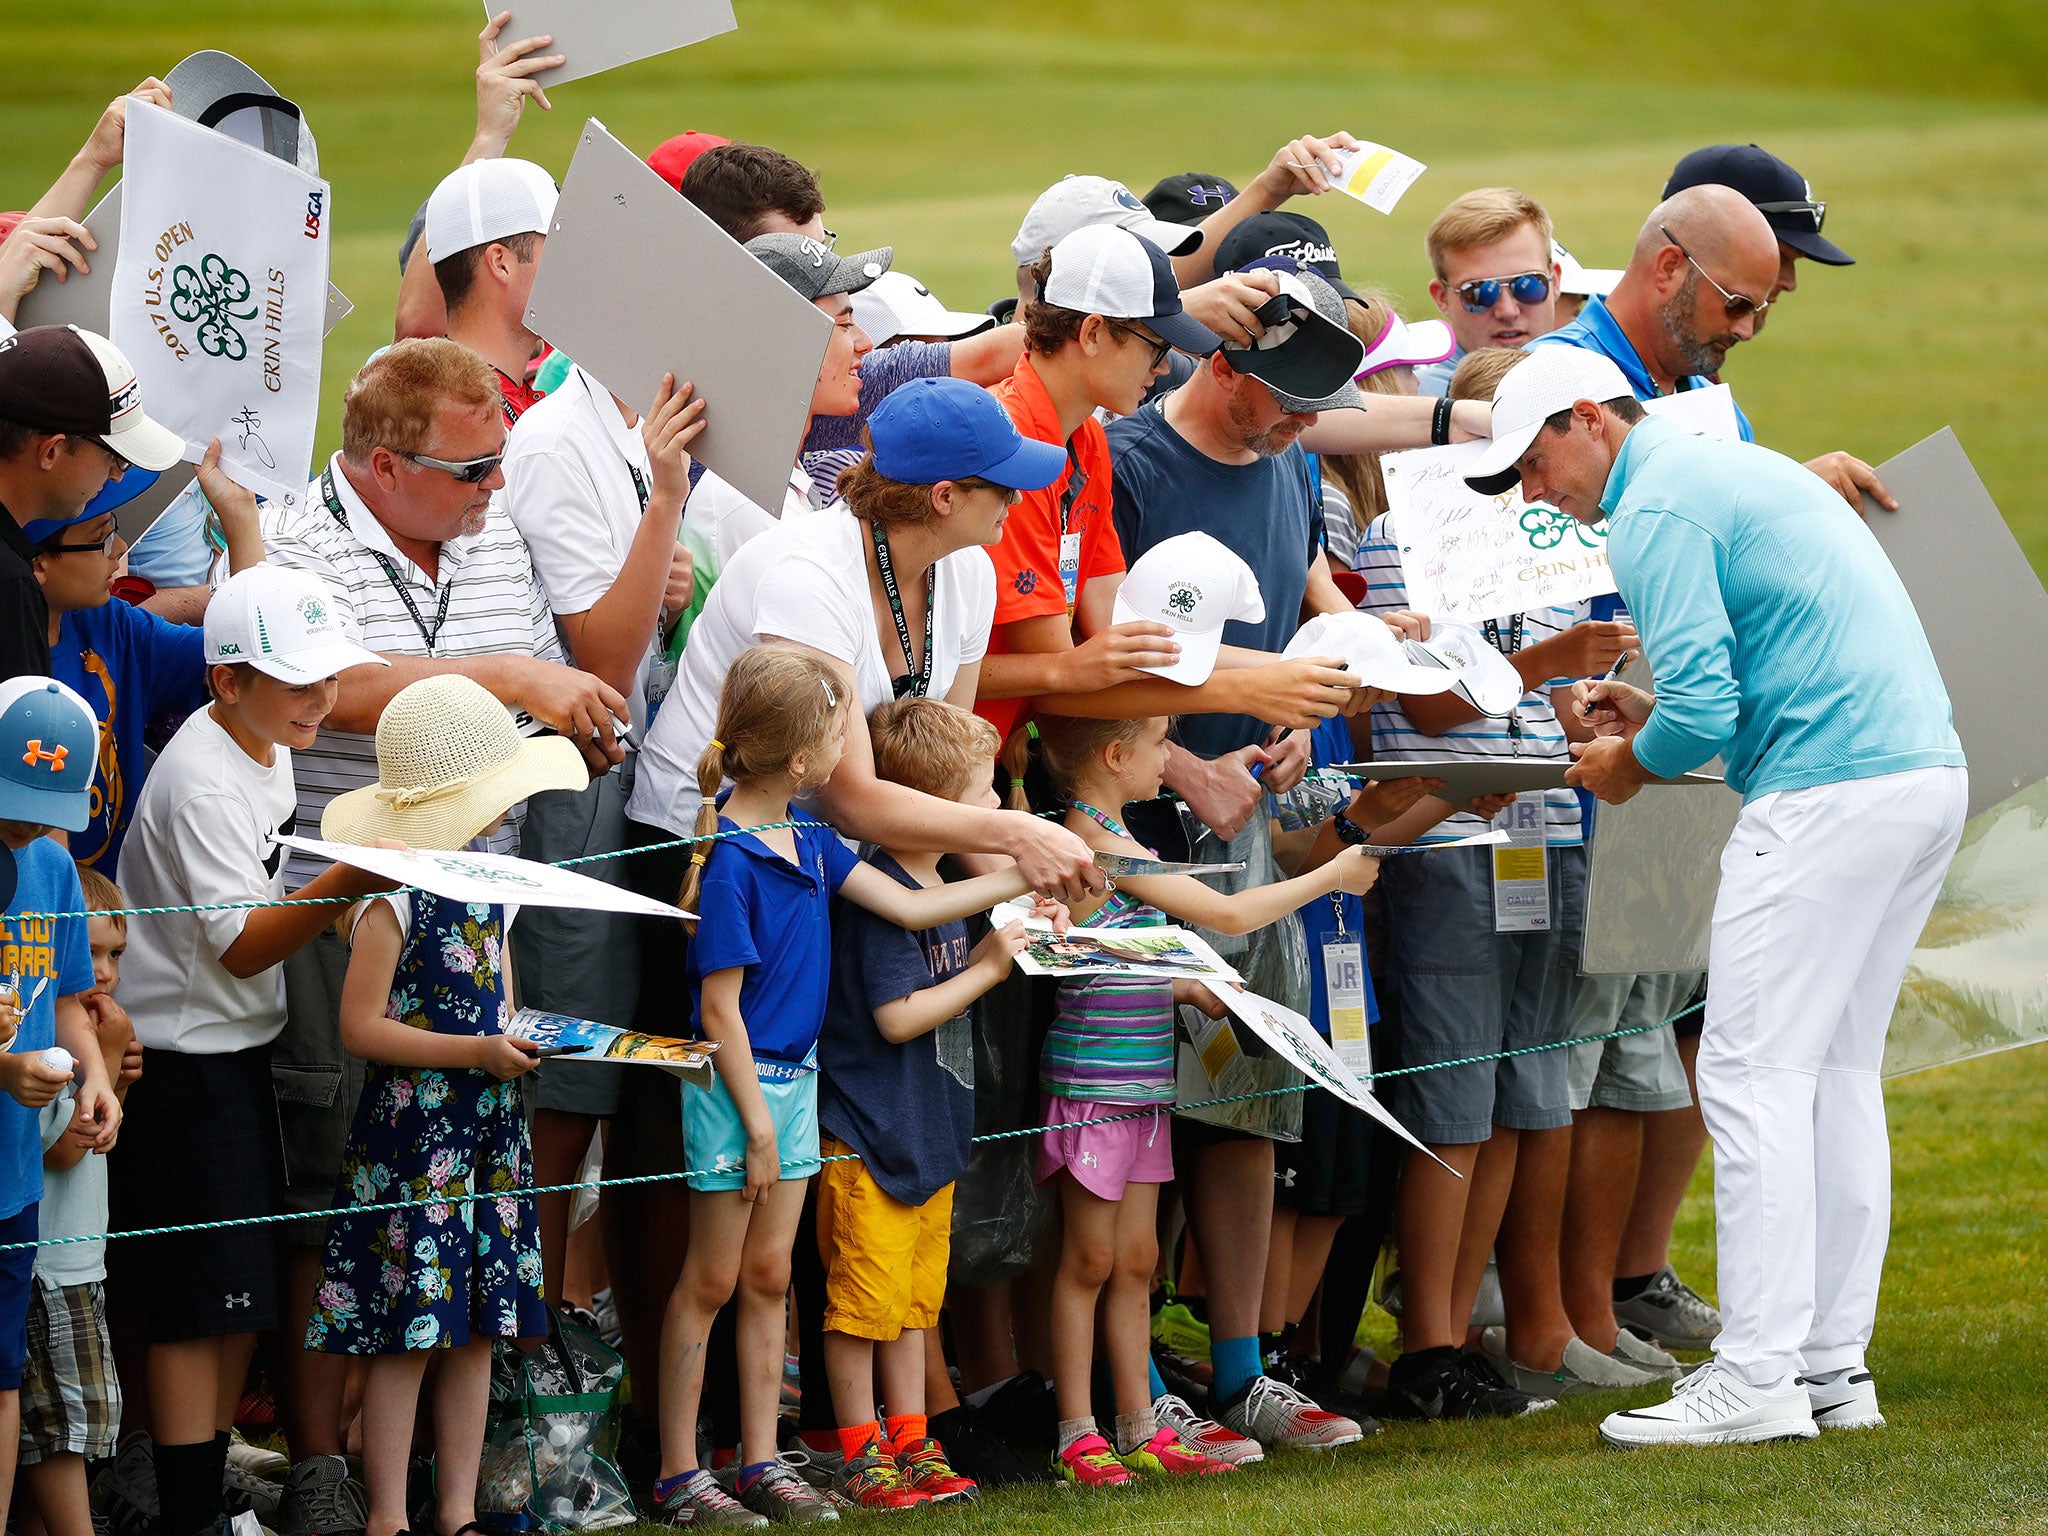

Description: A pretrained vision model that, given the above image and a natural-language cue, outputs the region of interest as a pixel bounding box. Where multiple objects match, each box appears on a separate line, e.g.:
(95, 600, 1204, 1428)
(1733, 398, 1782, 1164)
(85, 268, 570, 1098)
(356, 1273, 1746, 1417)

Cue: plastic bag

(948, 968, 1056, 1285)
(479, 1310, 635, 1531)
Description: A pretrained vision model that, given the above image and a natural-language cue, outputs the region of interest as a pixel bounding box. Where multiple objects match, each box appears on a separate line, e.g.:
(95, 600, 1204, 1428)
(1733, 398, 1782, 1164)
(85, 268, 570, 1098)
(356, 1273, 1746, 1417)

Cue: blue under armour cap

(0, 677, 98, 833)
(867, 376, 1068, 491)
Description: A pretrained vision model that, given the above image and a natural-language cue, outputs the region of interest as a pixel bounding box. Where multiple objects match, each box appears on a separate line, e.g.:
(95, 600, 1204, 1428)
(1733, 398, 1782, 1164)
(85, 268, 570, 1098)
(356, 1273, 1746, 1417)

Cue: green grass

(3, 1, 2046, 572)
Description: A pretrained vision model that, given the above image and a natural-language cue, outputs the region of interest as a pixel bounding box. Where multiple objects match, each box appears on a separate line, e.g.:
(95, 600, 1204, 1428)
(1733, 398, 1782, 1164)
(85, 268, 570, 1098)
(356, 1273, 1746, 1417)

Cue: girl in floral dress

(303, 676, 589, 1536)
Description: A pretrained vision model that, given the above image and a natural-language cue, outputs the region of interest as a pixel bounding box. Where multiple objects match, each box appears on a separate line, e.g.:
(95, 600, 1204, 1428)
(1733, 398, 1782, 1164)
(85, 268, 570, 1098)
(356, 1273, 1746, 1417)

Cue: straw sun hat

(320, 675, 588, 850)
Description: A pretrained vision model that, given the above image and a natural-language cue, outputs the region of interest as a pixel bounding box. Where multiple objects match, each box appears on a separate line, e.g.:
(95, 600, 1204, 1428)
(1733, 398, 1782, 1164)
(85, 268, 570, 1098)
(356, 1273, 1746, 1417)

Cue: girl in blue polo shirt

(654, 643, 1047, 1527)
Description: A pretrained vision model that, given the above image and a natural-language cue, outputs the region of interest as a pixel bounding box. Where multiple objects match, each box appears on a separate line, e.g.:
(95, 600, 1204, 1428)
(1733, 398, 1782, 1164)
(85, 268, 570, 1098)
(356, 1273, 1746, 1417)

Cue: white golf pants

(1700, 764, 1968, 1391)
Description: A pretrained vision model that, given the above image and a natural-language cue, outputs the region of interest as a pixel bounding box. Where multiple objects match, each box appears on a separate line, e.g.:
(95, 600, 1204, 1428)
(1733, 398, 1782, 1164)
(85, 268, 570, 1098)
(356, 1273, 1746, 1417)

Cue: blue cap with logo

(867, 376, 1069, 491)
(0, 676, 98, 833)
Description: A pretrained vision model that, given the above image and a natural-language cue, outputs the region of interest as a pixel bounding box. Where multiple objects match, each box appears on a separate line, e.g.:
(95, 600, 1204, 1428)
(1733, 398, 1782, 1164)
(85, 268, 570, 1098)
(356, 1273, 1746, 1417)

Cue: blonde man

(1414, 188, 1562, 395)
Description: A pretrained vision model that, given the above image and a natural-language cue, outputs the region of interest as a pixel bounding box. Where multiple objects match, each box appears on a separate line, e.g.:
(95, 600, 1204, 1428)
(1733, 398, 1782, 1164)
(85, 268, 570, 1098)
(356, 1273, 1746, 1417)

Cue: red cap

(646, 131, 731, 191)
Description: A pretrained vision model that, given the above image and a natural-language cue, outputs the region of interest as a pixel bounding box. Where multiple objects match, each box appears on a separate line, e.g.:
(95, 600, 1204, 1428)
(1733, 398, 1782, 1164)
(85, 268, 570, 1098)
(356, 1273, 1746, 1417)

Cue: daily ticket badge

(1325, 141, 1428, 214)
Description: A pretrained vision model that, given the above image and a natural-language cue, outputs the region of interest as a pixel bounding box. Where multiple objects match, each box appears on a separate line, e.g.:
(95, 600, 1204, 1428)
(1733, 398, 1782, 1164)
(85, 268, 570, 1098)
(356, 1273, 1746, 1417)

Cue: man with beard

(1535, 185, 1889, 509)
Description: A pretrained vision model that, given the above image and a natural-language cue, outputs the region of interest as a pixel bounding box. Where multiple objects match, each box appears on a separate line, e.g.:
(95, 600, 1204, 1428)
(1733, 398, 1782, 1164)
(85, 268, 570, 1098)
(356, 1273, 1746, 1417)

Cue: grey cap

(164, 49, 319, 174)
(1224, 262, 1367, 415)
(744, 233, 893, 301)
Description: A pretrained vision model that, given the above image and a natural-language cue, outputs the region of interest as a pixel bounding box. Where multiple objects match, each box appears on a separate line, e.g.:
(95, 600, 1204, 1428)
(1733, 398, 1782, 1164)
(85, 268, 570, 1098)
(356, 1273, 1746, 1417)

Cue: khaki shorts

(815, 1136, 953, 1342)
(1566, 970, 1699, 1113)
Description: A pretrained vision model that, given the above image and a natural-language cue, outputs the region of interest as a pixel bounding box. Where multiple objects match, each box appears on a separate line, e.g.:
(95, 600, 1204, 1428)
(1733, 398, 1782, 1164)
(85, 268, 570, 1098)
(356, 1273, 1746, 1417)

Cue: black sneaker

(929, 1404, 1053, 1488)
(1384, 1347, 1556, 1420)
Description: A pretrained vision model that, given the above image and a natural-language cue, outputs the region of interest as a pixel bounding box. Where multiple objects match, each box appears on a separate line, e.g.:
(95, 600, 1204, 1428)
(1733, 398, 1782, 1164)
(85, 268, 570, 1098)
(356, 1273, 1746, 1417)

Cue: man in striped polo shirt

(254, 337, 626, 1522)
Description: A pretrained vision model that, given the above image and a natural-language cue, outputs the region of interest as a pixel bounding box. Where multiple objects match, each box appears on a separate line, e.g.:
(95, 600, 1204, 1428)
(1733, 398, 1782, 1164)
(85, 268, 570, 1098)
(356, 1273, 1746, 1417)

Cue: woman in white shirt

(631, 376, 1097, 896)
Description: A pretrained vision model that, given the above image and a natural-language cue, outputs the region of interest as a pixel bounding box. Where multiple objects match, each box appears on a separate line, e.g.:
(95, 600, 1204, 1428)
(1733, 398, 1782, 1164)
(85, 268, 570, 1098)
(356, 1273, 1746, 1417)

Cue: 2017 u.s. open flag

(112, 98, 330, 509)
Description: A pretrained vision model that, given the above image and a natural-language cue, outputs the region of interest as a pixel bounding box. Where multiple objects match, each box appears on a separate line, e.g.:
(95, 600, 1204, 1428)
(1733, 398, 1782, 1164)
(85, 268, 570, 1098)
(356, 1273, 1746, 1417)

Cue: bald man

(1537, 186, 1891, 510)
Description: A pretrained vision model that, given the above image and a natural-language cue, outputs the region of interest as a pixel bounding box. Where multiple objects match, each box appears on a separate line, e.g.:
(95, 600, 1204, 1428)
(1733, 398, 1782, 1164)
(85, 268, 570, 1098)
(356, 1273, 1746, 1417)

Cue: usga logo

(1165, 582, 1201, 618)
(216, 641, 243, 656)
(304, 190, 324, 241)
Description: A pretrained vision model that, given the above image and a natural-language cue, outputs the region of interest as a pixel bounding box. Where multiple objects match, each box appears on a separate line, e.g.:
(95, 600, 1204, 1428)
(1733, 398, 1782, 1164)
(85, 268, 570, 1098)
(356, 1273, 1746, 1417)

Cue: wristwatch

(1332, 806, 1376, 847)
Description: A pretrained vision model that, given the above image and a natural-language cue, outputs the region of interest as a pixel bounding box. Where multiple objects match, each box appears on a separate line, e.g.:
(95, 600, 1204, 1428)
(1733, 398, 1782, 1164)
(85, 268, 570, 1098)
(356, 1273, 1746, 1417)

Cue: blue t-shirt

(1296, 717, 1379, 1038)
(817, 852, 975, 1206)
(685, 808, 861, 1071)
(1107, 399, 1319, 760)
(0, 838, 93, 1219)
(51, 599, 208, 875)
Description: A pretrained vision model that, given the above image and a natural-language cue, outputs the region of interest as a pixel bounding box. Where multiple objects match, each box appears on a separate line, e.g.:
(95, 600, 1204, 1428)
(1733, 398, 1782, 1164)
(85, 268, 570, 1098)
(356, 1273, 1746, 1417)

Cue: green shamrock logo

(170, 253, 258, 360)
(1167, 583, 1200, 618)
(1519, 502, 1607, 551)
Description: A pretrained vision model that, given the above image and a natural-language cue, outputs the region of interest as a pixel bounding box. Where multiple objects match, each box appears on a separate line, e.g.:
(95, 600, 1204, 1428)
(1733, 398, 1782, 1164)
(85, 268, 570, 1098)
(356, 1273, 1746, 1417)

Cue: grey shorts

(515, 761, 642, 1118)
(1566, 970, 1699, 1113)
(1380, 843, 1585, 1144)
(275, 927, 363, 1236)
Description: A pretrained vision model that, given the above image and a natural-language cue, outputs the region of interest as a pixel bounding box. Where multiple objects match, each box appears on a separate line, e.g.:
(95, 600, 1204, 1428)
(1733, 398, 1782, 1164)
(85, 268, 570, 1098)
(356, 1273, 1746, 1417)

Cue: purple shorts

(1035, 1095, 1174, 1201)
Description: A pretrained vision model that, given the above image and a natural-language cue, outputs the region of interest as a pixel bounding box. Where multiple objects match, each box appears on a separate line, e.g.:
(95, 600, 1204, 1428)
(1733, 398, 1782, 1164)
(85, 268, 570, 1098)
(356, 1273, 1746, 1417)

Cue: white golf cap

(204, 565, 388, 685)
(423, 158, 558, 265)
(1110, 532, 1265, 686)
(69, 327, 188, 472)
(1012, 175, 1203, 267)
(1284, 612, 1458, 695)
(1355, 311, 1457, 381)
(851, 271, 997, 346)
(1042, 225, 1220, 355)
(1404, 623, 1527, 717)
(1552, 238, 1624, 299)
(1463, 345, 1636, 496)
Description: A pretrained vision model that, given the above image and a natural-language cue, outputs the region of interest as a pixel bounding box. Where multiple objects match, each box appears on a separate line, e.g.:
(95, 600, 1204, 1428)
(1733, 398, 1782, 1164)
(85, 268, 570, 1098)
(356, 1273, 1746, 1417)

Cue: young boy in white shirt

(111, 566, 390, 1536)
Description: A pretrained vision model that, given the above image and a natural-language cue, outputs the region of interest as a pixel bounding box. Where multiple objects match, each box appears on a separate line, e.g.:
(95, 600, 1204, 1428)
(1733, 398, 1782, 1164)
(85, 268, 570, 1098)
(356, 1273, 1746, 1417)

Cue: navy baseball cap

(1142, 172, 1239, 228)
(1214, 211, 1359, 300)
(868, 376, 1068, 490)
(1042, 225, 1221, 356)
(1663, 144, 1852, 266)
(0, 677, 98, 833)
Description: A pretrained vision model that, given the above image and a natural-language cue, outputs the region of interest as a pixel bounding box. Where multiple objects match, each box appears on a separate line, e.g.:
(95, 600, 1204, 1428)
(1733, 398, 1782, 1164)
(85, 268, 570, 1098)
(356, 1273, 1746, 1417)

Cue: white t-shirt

(118, 708, 301, 1053)
(628, 508, 996, 836)
(682, 463, 819, 572)
(36, 1087, 107, 1285)
(499, 366, 659, 728)
(260, 456, 568, 888)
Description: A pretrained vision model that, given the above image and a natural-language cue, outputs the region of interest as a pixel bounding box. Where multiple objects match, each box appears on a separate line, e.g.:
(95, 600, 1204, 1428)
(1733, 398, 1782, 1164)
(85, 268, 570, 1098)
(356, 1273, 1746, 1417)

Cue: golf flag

(112, 99, 330, 509)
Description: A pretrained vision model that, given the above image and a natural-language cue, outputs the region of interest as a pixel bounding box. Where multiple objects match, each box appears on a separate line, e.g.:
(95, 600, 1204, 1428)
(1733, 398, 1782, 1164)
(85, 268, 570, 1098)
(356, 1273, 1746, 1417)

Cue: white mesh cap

(424, 158, 559, 264)
(1011, 175, 1203, 266)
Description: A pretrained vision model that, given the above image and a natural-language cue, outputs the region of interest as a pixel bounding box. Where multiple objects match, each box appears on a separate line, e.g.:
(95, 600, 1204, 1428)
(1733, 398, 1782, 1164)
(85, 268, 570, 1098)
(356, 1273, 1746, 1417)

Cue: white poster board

(496, 0, 736, 87)
(526, 119, 832, 516)
(275, 835, 694, 919)
(1384, 385, 1741, 623)
(111, 101, 329, 509)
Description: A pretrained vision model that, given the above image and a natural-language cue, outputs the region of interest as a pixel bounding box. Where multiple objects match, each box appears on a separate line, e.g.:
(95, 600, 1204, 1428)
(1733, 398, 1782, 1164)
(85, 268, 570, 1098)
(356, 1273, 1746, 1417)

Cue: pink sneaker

(1152, 1394, 1265, 1466)
(1119, 1426, 1236, 1477)
(1055, 1432, 1138, 1488)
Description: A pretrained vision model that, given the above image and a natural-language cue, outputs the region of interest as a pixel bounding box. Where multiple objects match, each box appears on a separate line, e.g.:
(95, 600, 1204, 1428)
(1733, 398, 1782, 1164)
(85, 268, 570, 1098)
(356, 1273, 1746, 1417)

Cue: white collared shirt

(681, 461, 819, 573)
(259, 454, 566, 886)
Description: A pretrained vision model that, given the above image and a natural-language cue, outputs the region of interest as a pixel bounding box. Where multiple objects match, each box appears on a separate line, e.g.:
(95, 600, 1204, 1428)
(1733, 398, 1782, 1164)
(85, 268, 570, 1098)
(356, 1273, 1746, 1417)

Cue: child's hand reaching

(1467, 792, 1519, 822)
(971, 921, 1030, 980)
(1026, 895, 1071, 933)
(475, 1035, 541, 1080)
(1332, 846, 1382, 895)
(1174, 979, 1230, 1019)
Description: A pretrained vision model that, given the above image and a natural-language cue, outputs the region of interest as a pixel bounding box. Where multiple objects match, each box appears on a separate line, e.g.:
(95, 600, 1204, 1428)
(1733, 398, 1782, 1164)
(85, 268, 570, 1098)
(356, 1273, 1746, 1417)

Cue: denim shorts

(683, 1068, 821, 1193)
(1379, 844, 1585, 1144)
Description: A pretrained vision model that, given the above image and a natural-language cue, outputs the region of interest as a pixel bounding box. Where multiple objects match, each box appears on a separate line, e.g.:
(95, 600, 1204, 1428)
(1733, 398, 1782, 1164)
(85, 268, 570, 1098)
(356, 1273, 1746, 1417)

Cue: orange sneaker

(835, 1441, 930, 1513)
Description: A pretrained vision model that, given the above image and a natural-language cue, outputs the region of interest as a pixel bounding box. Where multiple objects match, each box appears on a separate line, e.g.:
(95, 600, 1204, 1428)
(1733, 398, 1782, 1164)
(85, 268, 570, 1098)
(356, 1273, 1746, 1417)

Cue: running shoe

(1152, 1393, 1264, 1466)
(1383, 1347, 1554, 1421)
(651, 1469, 769, 1529)
(894, 1437, 977, 1503)
(1054, 1433, 1137, 1488)
(737, 1463, 839, 1525)
(1118, 1426, 1235, 1477)
(1613, 1265, 1722, 1350)
(1599, 1359, 1817, 1447)
(1801, 1367, 1885, 1430)
(1214, 1374, 1364, 1449)
(832, 1442, 929, 1512)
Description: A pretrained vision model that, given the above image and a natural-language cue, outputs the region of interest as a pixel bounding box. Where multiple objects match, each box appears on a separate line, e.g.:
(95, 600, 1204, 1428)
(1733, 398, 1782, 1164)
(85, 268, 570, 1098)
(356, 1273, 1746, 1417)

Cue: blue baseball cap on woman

(868, 376, 1068, 490)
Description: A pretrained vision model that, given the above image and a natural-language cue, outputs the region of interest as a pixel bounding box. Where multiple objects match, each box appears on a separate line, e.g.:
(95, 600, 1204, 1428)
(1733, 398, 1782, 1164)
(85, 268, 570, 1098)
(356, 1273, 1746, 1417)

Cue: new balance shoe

(928, 1403, 1052, 1487)
(1384, 1347, 1555, 1420)
(1118, 1426, 1235, 1477)
(1609, 1329, 1682, 1381)
(1801, 1367, 1885, 1430)
(1215, 1374, 1364, 1449)
(894, 1437, 977, 1503)
(1599, 1360, 1819, 1448)
(833, 1443, 929, 1513)
(1478, 1329, 1660, 1396)
(1613, 1265, 1722, 1350)
(652, 1469, 769, 1528)
(1055, 1433, 1138, 1488)
(738, 1463, 839, 1524)
(1152, 1393, 1263, 1466)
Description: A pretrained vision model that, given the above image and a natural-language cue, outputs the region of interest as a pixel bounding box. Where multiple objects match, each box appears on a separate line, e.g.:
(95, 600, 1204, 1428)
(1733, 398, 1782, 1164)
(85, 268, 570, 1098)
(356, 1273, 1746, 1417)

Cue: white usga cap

(204, 565, 388, 685)
(1012, 175, 1205, 267)
(1111, 532, 1265, 686)
(851, 271, 997, 346)
(1463, 345, 1636, 495)
(1403, 623, 1528, 717)
(423, 158, 559, 265)
(1284, 612, 1459, 695)
(1552, 238, 1624, 299)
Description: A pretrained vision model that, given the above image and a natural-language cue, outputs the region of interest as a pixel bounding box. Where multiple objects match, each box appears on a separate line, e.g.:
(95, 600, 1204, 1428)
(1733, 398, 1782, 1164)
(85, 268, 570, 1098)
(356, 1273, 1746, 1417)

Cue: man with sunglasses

(0, 326, 184, 685)
(1663, 143, 1853, 317)
(1415, 188, 1564, 397)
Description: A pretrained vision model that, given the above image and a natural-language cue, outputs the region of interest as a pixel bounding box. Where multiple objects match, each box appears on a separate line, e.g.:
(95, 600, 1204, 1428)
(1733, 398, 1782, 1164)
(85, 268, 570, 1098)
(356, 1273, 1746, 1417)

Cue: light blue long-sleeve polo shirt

(1602, 415, 1964, 799)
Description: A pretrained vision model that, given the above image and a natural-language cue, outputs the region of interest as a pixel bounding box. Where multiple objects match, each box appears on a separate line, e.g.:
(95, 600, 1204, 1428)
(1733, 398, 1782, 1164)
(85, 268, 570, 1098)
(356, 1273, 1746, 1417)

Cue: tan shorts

(815, 1136, 953, 1342)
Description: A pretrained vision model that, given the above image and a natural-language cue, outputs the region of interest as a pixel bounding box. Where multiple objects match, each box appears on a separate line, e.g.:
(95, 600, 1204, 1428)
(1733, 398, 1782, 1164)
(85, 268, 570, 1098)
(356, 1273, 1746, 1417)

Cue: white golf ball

(40, 1047, 73, 1076)
(548, 1497, 575, 1519)
(547, 1422, 576, 1448)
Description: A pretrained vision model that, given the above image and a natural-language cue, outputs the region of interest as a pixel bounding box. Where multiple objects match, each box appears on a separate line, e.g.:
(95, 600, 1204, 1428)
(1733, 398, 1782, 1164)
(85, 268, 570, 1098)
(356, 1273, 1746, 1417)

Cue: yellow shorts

(815, 1136, 954, 1341)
